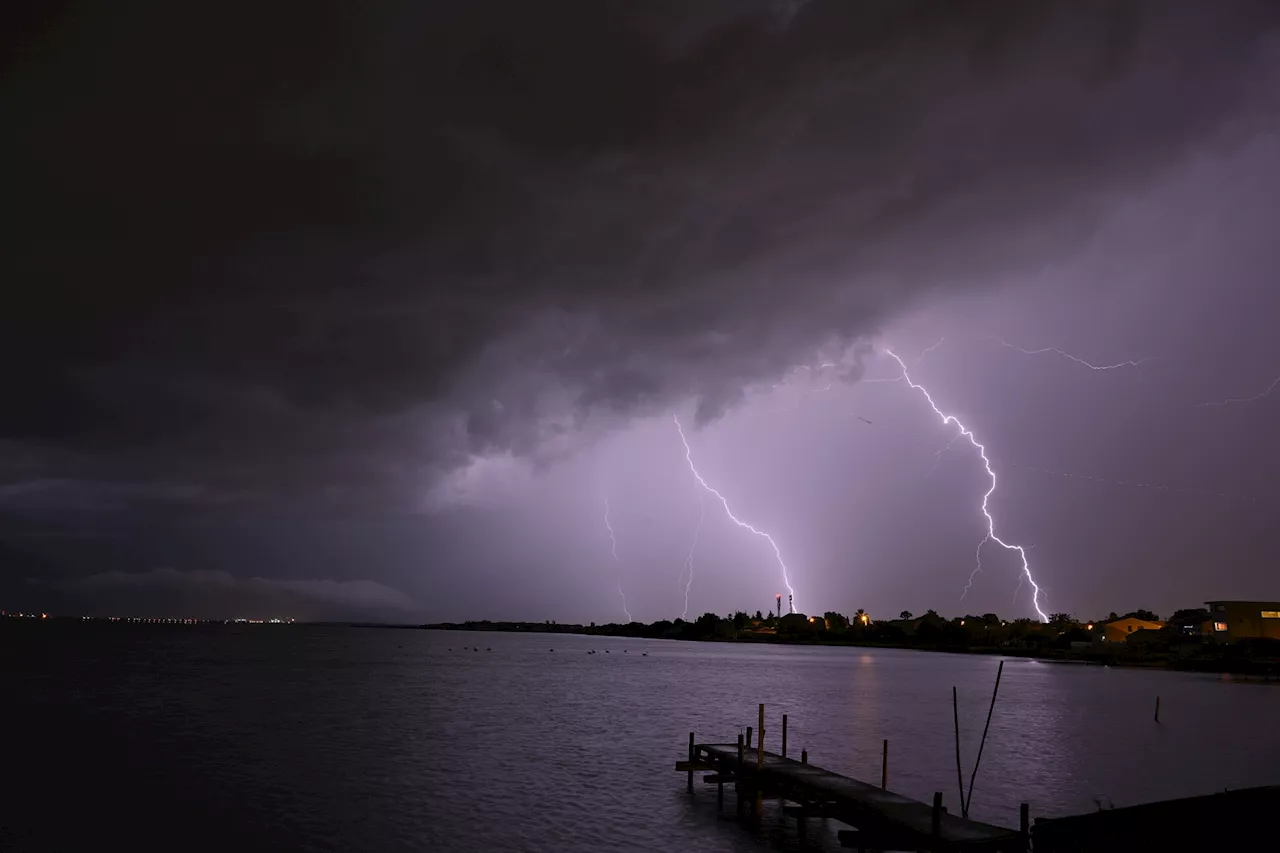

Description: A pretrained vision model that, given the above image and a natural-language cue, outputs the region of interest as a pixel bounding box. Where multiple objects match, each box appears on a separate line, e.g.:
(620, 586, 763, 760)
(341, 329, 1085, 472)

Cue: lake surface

(6, 624, 1278, 851)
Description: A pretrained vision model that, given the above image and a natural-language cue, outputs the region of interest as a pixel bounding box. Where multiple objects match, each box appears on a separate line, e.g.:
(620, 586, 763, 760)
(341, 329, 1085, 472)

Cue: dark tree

(754, 610, 763, 621)
(1168, 608, 1210, 628)
(900, 610, 913, 620)
(1123, 609, 1160, 622)
(1048, 613, 1077, 631)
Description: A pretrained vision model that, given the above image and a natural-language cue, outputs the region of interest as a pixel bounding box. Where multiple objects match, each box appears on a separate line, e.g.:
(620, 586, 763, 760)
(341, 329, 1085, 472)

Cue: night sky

(4, 1, 1280, 624)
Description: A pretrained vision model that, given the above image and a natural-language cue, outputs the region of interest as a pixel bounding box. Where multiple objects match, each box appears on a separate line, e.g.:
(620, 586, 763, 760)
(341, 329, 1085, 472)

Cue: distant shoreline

(418, 621, 1280, 678)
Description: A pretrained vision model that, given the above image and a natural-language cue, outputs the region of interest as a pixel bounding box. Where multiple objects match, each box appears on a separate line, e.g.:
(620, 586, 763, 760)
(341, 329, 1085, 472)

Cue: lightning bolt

(917, 336, 947, 364)
(1198, 374, 1280, 408)
(990, 337, 1152, 371)
(603, 495, 632, 623)
(676, 493, 704, 621)
(924, 433, 964, 479)
(673, 415, 797, 607)
(885, 349, 1049, 622)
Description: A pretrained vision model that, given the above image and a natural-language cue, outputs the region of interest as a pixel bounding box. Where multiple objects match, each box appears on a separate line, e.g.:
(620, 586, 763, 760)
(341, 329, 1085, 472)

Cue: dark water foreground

(5, 624, 1278, 852)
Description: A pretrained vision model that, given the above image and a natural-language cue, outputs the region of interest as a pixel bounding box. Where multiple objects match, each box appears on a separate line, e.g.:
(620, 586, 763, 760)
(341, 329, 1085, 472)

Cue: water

(6, 624, 1278, 851)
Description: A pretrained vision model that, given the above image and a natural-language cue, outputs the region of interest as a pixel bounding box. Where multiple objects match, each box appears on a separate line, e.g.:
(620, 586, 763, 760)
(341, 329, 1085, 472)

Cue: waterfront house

(1204, 601, 1280, 641)
(1097, 616, 1164, 643)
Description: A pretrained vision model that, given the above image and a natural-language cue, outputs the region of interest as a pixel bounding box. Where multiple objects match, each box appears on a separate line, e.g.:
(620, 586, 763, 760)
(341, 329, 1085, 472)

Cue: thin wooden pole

(881, 739, 888, 789)
(736, 733, 745, 817)
(952, 686, 966, 812)
(755, 703, 765, 819)
(800, 748, 807, 763)
(746, 726, 753, 749)
(687, 731, 695, 794)
(1154, 695, 1161, 723)
(964, 660, 1004, 817)
(782, 713, 788, 758)
(931, 792, 943, 841)
(1020, 802, 1030, 842)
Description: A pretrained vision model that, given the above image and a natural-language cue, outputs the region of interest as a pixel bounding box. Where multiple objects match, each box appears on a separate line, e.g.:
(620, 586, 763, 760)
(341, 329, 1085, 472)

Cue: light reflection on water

(11, 626, 1280, 852)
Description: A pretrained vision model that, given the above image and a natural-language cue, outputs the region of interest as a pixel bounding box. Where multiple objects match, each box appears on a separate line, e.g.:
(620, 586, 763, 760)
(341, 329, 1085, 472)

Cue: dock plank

(696, 743, 1023, 851)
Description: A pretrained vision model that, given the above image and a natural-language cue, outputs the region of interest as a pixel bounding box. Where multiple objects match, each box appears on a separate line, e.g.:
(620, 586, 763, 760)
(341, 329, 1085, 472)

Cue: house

(1097, 617, 1164, 643)
(1204, 601, 1280, 641)
(1125, 628, 1168, 648)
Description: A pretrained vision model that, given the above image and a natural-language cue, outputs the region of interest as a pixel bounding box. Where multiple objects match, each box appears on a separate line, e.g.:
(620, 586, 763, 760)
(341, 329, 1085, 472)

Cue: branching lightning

(990, 336, 1152, 371)
(676, 493, 704, 621)
(673, 415, 797, 606)
(1198, 374, 1280, 408)
(917, 337, 947, 364)
(603, 495, 633, 623)
(885, 350, 1049, 622)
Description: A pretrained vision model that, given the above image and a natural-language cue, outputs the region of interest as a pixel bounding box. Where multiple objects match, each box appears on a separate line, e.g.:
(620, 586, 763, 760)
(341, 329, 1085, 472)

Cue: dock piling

(782, 713, 788, 758)
(746, 726, 752, 748)
(952, 686, 966, 811)
(881, 739, 888, 789)
(736, 733, 745, 817)
(1020, 802, 1029, 835)
(801, 748, 808, 764)
(931, 792, 943, 842)
(687, 732, 695, 794)
(1154, 695, 1161, 723)
(755, 704, 765, 819)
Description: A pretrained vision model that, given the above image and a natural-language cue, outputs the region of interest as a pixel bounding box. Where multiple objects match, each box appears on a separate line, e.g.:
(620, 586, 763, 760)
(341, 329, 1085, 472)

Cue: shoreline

(419, 621, 1280, 678)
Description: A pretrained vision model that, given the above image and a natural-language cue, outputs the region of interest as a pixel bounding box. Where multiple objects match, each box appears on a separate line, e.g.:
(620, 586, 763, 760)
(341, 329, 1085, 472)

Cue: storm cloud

(3, 1, 1280, 622)
(4, 0, 1277, 510)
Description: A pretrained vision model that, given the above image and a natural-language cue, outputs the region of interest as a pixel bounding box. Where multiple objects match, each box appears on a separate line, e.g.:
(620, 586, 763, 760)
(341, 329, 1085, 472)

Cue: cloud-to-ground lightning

(602, 496, 632, 623)
(989, 336, 1153, 372)
(1198, 373, 1280, 407)
(884, 350, 1050, 622)
(675, 493, 704, 621)
(673, 415, 797, 606)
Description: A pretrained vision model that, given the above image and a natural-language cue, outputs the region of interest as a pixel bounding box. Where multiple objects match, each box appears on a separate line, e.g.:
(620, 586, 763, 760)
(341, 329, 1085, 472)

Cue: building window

(1214, 622, 1228, 632)
(1261, 611, 1280, 619)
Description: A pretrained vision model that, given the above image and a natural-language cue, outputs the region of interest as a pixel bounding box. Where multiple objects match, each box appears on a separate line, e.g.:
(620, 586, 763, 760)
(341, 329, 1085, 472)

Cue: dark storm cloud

(52, 568, 417, 619)
(3, 0, 1277, 510)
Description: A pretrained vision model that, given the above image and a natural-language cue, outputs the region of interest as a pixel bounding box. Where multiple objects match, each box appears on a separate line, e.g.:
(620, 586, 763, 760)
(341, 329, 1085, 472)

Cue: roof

(1205, 600, 1280, 607)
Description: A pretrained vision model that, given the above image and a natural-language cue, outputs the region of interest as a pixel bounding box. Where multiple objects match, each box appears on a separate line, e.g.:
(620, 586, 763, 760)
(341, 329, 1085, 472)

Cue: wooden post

(931, 792, 943, 842)
(736, 733, 745, 817)
(952, 686, 966, 810)
(687, 731, 695, 794)
(964, 660, 1005, 818)
(1020, 802, 1030, 842)
(801, 749, 808, 764)
(746, 726, 753, 748)
(881, 739, 888, 789)
(1154, 695, 1161, 723)
(755, 703, 765, 819)
(782, 713, 788, 758)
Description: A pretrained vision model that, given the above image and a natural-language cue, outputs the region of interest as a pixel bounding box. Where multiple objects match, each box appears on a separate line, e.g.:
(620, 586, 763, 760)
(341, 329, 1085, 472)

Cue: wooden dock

(676, 716, 1027, 852)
